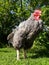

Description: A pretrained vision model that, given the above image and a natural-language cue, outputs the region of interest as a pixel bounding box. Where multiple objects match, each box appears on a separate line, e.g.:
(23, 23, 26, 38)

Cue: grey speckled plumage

(12, 14, 43, 50)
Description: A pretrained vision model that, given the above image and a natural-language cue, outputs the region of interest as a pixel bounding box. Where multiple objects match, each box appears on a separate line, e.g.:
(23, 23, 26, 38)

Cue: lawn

(0, 47, 49, 65)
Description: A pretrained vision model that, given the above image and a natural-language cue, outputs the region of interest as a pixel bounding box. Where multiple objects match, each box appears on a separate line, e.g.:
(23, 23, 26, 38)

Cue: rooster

(7, 10, 43, 60)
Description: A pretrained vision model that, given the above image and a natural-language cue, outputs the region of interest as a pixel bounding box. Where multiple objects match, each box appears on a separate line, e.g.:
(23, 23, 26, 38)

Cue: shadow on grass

(28, 49, 49, 59)
(0, 50, 11, 53)
(0, 48, 14, 53)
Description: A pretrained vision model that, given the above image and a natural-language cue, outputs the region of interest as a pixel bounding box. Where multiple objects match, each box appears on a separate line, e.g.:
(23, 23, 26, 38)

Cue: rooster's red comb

(34, 9, 42, 16)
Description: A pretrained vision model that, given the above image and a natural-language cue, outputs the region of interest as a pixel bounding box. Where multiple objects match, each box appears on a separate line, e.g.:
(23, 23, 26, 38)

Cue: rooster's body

(7, 10, 43, 60)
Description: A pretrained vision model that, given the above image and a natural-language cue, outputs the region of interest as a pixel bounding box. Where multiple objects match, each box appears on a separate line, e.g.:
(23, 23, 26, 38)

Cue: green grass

(0, 48, 49, 65)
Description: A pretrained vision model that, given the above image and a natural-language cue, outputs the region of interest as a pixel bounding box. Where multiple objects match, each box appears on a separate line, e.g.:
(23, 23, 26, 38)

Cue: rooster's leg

(17, 49, 20, 60)
(23, 49, 27, 59)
